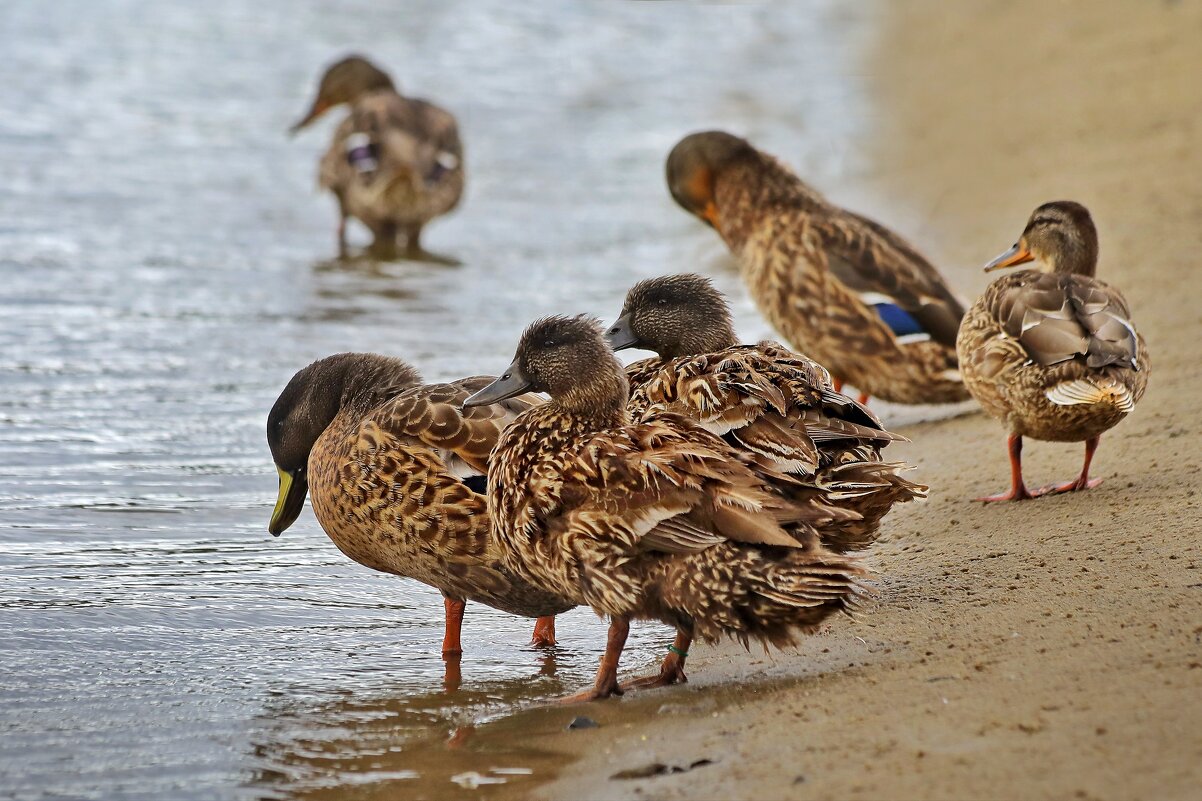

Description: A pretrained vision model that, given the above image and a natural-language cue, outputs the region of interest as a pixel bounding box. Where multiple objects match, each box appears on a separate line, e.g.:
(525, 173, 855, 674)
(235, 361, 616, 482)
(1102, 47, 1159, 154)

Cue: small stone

(567, 716, 599, 730)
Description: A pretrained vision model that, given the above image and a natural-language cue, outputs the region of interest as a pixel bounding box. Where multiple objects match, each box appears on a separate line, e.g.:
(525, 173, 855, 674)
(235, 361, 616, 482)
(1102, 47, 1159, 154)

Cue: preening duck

(266, 353, 569, 660)
(464, 316, 868, 701)
(607, 272, 926, 556)
(956, 201, 1149, 501)
(666, 130, 969, 405)
(291, 55, 464, 262)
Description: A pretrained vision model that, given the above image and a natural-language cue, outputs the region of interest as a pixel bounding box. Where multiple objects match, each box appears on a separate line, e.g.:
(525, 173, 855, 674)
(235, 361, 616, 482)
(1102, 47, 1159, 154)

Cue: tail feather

(1046, 378, 1135, 413)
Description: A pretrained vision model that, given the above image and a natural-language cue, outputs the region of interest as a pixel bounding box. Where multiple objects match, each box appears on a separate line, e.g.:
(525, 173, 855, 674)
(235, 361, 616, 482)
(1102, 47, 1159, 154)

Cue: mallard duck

(665, 130, 969, 405)
(463, 316, 868, 701)
(291, 55, 464, 262)
(267, 353, 570, 658)
(606, 272, 926, 557)
(957, 201, 1149, 501)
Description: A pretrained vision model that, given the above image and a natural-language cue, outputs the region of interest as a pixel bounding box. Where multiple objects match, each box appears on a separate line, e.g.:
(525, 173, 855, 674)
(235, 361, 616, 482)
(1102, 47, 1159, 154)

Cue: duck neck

(553, 369, 631, 429)
(322, 354, 421, 426)
(660, 320, 738, 359)
(713, 154, 826, 251)
(1049, 239, 1099, 278)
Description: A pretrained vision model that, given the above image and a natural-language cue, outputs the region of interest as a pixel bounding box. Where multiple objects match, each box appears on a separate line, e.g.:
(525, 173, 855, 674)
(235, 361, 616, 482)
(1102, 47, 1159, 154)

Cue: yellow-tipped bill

(268, 465, 308, 536)
(984, 243, 1035, 272)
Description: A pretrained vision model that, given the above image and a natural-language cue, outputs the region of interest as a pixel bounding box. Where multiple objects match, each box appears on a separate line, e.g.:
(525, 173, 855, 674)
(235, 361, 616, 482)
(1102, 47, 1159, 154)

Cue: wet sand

(496, 2, 1202, 798)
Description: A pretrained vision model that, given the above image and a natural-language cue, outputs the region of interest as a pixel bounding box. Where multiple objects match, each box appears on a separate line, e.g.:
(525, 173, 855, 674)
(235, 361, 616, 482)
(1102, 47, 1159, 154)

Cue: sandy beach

(492, 3, 1202, 798)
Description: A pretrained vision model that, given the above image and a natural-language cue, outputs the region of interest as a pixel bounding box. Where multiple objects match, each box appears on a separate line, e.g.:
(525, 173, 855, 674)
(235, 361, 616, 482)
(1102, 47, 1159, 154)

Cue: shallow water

(0, 1, 886, 798)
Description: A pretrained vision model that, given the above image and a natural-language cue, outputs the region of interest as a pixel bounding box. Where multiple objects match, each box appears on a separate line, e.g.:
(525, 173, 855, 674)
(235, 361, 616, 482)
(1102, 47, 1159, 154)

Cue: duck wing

(815, 210, 965, 348)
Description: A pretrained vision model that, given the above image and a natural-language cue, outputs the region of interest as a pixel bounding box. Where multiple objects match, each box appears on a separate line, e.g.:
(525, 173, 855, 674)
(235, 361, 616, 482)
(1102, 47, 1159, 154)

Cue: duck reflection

(245, 650, 568, 800)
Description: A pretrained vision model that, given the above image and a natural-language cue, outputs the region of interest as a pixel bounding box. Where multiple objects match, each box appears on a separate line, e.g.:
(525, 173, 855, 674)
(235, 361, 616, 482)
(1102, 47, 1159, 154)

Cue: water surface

(0, 2, 880, 797)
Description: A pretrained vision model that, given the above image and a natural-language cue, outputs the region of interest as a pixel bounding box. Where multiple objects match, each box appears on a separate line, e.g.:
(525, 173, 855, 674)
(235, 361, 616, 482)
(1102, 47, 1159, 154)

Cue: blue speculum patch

(872, 302, 925, 337)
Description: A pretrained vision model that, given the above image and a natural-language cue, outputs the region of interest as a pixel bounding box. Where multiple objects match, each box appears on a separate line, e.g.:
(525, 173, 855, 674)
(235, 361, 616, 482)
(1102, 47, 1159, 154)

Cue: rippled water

(0, 1, 878, 797)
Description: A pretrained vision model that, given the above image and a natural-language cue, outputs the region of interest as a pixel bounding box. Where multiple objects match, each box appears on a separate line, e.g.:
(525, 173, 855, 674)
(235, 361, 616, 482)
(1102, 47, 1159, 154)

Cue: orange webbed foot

(620, 655, 687, 691)
(1033, 477, 1102, 496)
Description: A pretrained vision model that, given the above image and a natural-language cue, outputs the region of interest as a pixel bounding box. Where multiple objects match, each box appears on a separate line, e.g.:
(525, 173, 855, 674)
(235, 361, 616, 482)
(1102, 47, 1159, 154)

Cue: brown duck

(291, 55, 464, 262)
(267, 353, 569, 660)
(464, 316, 868, 701)
(957, 201, 1149, 501)
(666, 130, 969, 405)
(607, 272, 927, 559)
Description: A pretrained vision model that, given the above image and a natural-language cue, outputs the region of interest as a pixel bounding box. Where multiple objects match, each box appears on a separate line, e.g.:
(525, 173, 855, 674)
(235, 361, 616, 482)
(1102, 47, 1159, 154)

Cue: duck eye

(656, 297, 670, 307)
(542, 340, 557, 348)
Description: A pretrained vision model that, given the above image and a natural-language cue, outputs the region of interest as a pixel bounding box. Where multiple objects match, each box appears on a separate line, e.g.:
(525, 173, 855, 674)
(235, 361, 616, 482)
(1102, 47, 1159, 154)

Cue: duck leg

(442, 596, 466, 656)
(977, 433, 1035, 502)
(334, 195, 350, 258)
(832, 378, 845, 394)
(1035, 436, 1103, 495)
(856, 392, 870, 405)
(402, 222, 461, 266)
(530, 615, 557, 648)
(558, 617, 629, 703)
(622, 625, 692, 690)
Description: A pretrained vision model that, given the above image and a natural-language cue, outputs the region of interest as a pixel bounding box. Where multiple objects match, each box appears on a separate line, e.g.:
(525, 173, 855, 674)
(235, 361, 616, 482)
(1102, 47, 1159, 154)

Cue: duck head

(984, 200, 1100, 277)
(666, 130, 755, 231)
(266, 353, 420, 535)
(464, 315, 629, 423)
(606, 272, 737, 358)
(290, 55, 396, 135)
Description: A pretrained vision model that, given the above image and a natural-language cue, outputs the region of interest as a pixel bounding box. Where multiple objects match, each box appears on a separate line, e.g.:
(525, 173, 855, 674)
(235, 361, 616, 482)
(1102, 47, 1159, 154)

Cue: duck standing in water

(607, 272, 926, 558)
(957, 201, 1149, 501)
(665, 130, 969, 405)
(464, 316, 868, 701)
(267, 354, 568, 665)
(291, 55, 464, 262)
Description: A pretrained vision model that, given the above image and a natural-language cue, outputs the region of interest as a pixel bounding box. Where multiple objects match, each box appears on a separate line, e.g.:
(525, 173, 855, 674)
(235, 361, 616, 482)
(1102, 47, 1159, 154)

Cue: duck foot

(557, 616, 629, 703)
(1032, 437, 1102, 496)
(977, 433, 1035, 502)
(403, 245, 462, 266)
(975, 486, 1036, 502)
(621, 628, 691, 691)
(621, 656, 687, 691)
(530, 615, 557, 648)
(1033, 476, 1103, 496)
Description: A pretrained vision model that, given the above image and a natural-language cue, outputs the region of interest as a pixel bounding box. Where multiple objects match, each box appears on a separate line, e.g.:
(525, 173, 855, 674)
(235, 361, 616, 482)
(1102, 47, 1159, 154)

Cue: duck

(290, 55, 464, 262)
(957, 201, 1149, 501)
(606, 272, 926, 556)
(665, 130, 969, 405)
(266, 353, 570, 660)
(463, 316, 868, 701)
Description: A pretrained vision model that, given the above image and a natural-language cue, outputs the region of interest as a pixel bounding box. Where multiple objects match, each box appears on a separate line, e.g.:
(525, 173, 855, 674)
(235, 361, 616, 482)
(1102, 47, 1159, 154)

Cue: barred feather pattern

(488, 404, 869, 646)
(307, 376, 573, 618)
(710, 155, 969, 404)
(957, 270, 1149, 443)
(624, 342, 926, 553)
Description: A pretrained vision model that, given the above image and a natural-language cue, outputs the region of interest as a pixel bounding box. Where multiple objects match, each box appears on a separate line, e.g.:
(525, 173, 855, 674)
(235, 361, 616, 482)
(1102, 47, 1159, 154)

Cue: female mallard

(606, 273, 926, 556)
(267, 353, 568, 657)
(665, 130, 969, 405)
(957, 201, 1149, 501)
(291, 55, 464, 262)
(463, 316, 868, 701)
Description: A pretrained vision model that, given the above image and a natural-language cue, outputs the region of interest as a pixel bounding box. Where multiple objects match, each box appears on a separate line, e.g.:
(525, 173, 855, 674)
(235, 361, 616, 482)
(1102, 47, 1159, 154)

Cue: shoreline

(496, 2, 1202, 798)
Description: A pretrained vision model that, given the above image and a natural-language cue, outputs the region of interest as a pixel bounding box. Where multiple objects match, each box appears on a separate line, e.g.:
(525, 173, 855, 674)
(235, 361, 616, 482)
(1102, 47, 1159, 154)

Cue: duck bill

(605, 314, 640, 351)
(462, 362, 533, 408)
(699, 200, 721, 232)
(288, 99, 329, 136)
(984, 243, 1034, 272)
(268, 466, 308, 536)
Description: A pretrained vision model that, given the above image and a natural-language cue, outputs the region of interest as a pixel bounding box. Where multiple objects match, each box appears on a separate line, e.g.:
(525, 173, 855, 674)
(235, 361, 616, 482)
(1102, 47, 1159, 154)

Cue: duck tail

(663, 545, 871, 648)
(810, 451, 927, 553)
(1046, 377, 1135, 414)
